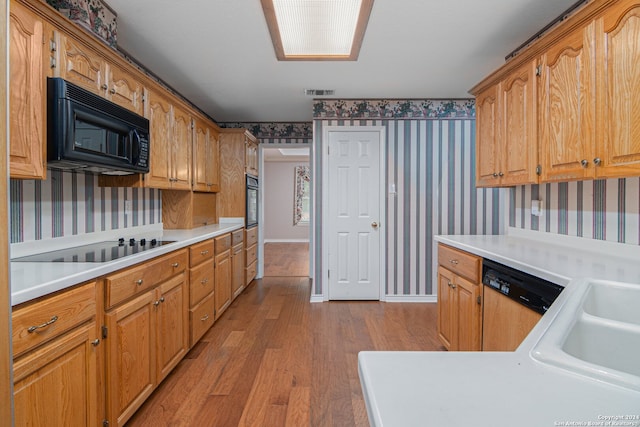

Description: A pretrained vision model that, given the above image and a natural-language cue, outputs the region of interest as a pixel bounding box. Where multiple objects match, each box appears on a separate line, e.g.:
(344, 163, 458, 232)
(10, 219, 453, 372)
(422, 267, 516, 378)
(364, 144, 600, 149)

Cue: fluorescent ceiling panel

(262, 0, 373, 61)
(278, 148, 310, 156)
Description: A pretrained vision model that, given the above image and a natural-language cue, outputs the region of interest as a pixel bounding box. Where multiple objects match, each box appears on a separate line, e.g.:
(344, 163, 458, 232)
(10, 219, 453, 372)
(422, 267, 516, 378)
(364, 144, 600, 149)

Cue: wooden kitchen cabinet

(218, 128, 259, 218)
(104, 249, 188, 427)
(231, 229, 245, 300)
(475, 60, 538, 187)
(539, 23, 597, 182)
(12, 280, 101, 427)
(9, 0, 52, 179)
(245, 226, 258, 286)
(144, 90, 192, 190)
(214, 233, 232, 319)
(246, 133, 259, 177)
(104, 61, 145, 115)
(188, 239, 215, 346)
(437, 244, 482, 351)
(192, 115, 221, 192)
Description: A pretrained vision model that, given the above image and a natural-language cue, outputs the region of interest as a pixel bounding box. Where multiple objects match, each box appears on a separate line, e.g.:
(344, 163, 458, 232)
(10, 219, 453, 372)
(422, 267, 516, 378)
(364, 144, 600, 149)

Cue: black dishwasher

(482, 259, 564, 315)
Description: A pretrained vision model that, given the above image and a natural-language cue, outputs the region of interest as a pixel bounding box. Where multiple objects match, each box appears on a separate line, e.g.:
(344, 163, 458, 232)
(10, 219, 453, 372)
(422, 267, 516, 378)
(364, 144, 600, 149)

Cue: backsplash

(10, 170, 162, 243)
(510, 178, 640, 246)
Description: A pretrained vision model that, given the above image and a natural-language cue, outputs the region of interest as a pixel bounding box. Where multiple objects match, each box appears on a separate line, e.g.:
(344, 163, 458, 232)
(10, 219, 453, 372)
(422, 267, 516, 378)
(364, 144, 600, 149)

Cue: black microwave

(47, 77, 150, 175)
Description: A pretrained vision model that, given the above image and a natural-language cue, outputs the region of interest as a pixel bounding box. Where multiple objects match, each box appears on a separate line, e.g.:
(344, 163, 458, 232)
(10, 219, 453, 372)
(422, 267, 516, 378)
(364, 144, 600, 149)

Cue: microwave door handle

(130, 129, 141, 163)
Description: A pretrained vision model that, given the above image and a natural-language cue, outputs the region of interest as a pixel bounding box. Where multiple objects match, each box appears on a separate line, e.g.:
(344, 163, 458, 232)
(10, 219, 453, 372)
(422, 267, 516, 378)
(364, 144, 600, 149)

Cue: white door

(325, 128, 384, 300)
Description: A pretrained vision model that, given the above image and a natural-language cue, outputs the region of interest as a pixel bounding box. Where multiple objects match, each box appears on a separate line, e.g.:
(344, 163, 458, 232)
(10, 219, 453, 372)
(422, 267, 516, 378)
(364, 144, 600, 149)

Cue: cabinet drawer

(232, 242, 243, 255)
(189, 261, 214, 307)
(12, 281, 96, 357)
(245, 226, 257, 247)
(438, 244, 481, 282)
(245, 243, 257, 265)
(189, 239, 214, 268)
(231, 229, 244, 246)
(245, 259, 257, 286)
(215, 233, 231, 254)
(190, 292, 215, 346)
(105, 249, 188, 308)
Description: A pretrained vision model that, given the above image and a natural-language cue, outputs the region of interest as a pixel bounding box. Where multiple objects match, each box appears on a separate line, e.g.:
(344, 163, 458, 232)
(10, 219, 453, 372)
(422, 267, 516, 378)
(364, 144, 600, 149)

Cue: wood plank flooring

(126, 274, 442, 426)
(263, 242, 309, 277)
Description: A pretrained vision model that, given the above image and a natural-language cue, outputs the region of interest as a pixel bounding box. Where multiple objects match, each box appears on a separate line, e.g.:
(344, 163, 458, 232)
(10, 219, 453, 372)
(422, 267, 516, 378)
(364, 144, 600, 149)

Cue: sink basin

(532, 279, 640, 391)
(582, 282, 640, 324)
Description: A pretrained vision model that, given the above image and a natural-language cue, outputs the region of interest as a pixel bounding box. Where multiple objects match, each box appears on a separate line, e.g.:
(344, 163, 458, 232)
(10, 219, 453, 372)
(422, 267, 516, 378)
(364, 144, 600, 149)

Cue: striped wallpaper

(313, 118, 506, 298)
(510, 178, 640, 246)
(10, 170, 162, 243)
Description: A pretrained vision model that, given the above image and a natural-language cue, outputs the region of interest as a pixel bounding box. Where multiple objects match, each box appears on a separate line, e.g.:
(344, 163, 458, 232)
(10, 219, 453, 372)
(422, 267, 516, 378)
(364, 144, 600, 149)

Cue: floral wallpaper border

(219, 122, 313, 140)
(312, 99, 476, 119)
(47, 0, 117, 47)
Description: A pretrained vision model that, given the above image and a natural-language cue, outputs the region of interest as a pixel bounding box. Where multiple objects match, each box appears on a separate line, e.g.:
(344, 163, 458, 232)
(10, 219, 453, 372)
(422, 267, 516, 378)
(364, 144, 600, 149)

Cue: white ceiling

(105, 0, 579, 123)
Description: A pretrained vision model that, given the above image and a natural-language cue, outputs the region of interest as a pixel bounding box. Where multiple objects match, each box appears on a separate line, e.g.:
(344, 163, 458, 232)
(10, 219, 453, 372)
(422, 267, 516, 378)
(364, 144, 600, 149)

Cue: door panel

(327, 129, 382, 300)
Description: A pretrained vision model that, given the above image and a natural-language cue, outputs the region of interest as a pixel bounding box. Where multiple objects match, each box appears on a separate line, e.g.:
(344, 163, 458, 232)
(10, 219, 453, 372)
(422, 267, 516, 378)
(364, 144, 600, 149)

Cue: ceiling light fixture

(261, 0, 374, 61)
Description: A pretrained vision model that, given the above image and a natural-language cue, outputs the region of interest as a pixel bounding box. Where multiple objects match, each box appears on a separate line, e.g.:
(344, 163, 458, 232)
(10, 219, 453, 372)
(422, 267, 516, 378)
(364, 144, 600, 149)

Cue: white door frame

(321, 126, 386, 301)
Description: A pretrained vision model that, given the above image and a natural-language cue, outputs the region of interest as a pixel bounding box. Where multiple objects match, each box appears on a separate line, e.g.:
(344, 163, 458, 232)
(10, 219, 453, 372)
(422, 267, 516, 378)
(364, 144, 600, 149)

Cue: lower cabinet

(104, 249, 188, 427)
(245, 226, 258, 286)
(231, 229, 245, 300)
(11, 280, 101, 427)
(188, 239, 215, 346)
(436, 244, 483, 351)
(214, 233, 232, 320)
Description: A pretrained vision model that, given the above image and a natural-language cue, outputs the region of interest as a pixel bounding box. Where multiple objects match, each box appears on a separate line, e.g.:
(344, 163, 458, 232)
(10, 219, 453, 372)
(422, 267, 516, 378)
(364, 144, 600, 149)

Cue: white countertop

(359, 229, 640, 426)
(10, 222, 243, 306)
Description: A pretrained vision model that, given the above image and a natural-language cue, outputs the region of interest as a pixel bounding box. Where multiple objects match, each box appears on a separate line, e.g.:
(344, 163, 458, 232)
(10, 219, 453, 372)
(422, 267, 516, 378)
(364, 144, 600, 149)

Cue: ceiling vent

(304, 89, 335, 96)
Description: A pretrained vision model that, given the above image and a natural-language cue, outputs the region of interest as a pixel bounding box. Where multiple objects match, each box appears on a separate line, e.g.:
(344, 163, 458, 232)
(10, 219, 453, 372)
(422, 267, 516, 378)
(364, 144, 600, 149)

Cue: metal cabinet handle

(498, 172, 504, 177)
(451, 283, 457, 289)
(91, 339, 100, 347)
(136, 279, 144, 286)
(101, 84, 108, 90)
(28, 315, 59, 333)
(201, 278, 209, 285)
(449, 259, 459, 265)
(593, 157, 601, 166)
(492, 172, 498, 178)
(200, 250, 209, 255)
(154, 300, 161, 307)
(581, 159, 588, 168)
(172, 262, 179, 268)
(159, 297, 165, 303)
(200, 314, 209, 321)
(110, 88, 116, 94)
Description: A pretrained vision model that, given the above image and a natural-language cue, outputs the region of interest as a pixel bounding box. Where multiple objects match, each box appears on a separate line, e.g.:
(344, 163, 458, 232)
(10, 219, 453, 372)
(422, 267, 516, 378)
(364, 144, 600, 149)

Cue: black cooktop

(13, 238, 175, 263)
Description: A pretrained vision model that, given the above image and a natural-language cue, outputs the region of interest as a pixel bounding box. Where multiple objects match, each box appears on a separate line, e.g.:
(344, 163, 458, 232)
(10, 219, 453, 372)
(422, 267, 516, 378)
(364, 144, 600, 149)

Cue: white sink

(532, 279, 640, 391)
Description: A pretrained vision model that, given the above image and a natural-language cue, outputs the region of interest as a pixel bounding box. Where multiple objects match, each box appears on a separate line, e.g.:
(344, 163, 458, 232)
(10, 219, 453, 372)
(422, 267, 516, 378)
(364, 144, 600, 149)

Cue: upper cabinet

(596, 2, 640, 178)
(9, 0, 52, 179)
(192, 116, 220, 192)
(475, 60, 538, 187)
(245, 133, 259, 177)
(472, 0, 640, 186)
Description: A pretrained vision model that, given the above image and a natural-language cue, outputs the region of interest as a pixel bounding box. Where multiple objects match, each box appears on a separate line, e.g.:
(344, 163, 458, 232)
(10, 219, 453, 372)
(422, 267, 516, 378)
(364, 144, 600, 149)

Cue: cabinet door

(214, 250, 232, 319)
(105, 291, 156, 427)
(172, 106, 192, 190)
(232, 242, 245, 299)
(539, 23, 596, 182)
(192, 117, 209, 192)
(57, 32, 104, 95)
(500, 60, 538, 186)
(596, 3, 640, 178)
(455, 275, 482, 351)
(436, 266, 456, 350)
(9, 1, 49, 179)
(156, 273, 189, 382)
(208, 127, 221, 192)
(106, 62, 144, 115)
(475, 84, 501, 187)
(146, 91, 172, 189)
(13, 322, 99, 427)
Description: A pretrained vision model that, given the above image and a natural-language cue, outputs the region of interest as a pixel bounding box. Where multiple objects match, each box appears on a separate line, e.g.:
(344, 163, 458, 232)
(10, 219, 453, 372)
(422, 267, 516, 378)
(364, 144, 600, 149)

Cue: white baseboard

(384, 295, 437, 303)
(265, 239, 310, 243)
(309, 294, 325, 303)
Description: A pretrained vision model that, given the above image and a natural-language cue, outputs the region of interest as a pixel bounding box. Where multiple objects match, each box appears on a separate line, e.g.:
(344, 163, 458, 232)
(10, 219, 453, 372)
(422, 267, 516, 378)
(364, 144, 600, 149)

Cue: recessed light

(261, 0, 374, 61)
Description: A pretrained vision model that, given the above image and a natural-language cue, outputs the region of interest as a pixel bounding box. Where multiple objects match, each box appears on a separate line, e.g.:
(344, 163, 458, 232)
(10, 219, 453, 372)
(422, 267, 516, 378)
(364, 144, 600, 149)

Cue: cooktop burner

(13, 238, 176, 263)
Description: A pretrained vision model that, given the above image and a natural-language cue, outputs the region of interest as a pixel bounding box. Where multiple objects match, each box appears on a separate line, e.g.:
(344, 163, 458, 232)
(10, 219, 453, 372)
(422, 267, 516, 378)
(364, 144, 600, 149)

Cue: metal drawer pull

(201, 278, 209, 285)
(200, 250, 209, 255)
(110, 88, 117, 94)
(136, 279, 144, 286)
(28, 315, 59, 333)
(449, 259, 459, 265)
(172, 262, 179, 268)
(201, 314, 209, 321)
(91, 339, 100, 347)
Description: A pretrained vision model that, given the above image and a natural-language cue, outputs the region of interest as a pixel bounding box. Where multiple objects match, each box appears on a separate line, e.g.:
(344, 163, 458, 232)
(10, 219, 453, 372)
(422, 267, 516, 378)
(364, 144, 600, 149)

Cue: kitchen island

(359, 229, 640, 426)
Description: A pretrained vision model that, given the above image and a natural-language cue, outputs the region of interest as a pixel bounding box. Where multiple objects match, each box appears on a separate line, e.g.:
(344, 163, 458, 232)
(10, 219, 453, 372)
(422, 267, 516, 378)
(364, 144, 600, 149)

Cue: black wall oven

(246, 175, 258, 228)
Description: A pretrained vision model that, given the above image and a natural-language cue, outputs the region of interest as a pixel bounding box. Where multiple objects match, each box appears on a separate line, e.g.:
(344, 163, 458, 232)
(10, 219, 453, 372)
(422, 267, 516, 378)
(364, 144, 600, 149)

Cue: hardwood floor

(126, 278, 442, 426)
(263, 242, 309, 277)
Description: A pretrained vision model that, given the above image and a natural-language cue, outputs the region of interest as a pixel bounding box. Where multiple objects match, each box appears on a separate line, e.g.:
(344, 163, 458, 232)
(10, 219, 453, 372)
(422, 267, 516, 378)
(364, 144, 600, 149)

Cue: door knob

(371, 222, 379, 229)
